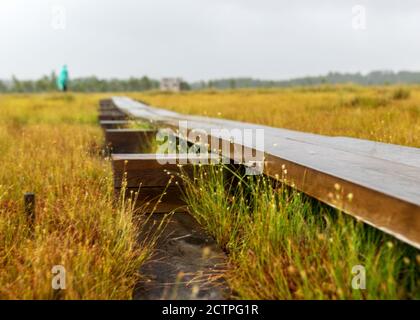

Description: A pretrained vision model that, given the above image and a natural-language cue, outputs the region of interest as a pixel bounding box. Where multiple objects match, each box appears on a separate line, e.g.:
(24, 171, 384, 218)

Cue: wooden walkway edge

(98, 106, 229, 299)
(110, 96, 420, 249)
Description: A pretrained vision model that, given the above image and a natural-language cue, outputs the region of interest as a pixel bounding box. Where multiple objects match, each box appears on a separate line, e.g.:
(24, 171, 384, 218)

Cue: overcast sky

(1, 0, 419, 81)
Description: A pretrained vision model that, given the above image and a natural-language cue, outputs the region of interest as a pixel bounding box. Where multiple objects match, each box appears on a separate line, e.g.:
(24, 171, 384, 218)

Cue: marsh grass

(2, 90, 418, 300)
(0, 94, 154, 299)
(132, 87, 420, 299)
(182, 165, 419, 299)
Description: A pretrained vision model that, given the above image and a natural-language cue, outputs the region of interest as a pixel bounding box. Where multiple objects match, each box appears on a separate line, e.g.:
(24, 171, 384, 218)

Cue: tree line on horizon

(194, 71, 420, 90)
(2, 70, 420, 93)
(0, 73, 160, 93)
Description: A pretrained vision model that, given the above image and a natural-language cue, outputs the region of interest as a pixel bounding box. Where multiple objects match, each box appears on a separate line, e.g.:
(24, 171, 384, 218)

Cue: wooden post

(24, 192, 35, 229)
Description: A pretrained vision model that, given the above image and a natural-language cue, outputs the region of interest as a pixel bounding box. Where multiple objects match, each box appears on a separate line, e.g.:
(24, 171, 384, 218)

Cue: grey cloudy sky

(1, 0, 419, 81)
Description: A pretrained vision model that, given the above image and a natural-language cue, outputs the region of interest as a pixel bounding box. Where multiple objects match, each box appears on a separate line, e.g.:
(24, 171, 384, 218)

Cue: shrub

(392, 88, 411, 100)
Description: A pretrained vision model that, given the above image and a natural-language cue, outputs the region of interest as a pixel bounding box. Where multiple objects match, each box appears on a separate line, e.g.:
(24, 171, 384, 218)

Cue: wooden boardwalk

(108, 96, 420, 249)
(99, 102, 228, 299)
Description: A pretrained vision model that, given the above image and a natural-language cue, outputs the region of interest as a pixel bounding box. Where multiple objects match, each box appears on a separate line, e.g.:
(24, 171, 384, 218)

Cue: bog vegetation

(0, 87, 418, 300)
(134, 85, 420, 299)
(183, 166, 419, 299)
(0, 94, 152, 299)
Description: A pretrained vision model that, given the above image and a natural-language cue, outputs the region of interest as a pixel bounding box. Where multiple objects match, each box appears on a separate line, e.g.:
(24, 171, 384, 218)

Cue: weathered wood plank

(99, 120, 132, 130)
(112, 154, 224, 214)
(98, 113, 128, 121)
(98, 105, 129, 121)
(112, 97, 420, 169)
(105, 129, 157, 153)
(112, 153, 219, 188)
(99, 98, 113, 108)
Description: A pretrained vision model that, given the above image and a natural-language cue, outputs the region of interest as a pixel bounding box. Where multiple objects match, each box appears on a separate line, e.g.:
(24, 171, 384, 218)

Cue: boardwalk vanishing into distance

(102, 97, 420, 250)
(3, 0, 420, 304)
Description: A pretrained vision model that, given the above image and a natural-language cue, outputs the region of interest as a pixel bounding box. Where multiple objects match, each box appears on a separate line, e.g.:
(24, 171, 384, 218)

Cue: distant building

(160, 78, 182, 92)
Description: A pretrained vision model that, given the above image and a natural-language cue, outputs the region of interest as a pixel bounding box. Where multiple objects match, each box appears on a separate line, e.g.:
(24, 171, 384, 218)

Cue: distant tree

(5, 70, 420, 93)
(50, 71, 57, 90)
(35, 75, 53, 92)
(0, 80, 7, 92)
(21, 80, 35, 92)
(11, 75, 23, 92)
(139, 76, 151, 90)
(180, 81, 191, 91)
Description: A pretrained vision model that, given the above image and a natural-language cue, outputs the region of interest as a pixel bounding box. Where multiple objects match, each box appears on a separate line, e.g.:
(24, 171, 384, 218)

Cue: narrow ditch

(99, 102, 229, 299)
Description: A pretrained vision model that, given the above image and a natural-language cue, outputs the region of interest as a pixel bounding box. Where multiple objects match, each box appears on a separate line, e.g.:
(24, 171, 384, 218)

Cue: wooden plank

(99, 106, 119, 113)
(112, 97, 420, 169)
(228, 120, 420, 169)
(98, 113, 128, 121)
(105, 129, 157, 153)
(112, 153, 220, 188)
(112, 154, 229, 213)
(99, 98, 113, 108)
(99, 106, 128, 120)
(111, 96, 420, 249)
(99, 110, 126, 116)
(99, 99, 116, 112)
(99, 120, 132, 130)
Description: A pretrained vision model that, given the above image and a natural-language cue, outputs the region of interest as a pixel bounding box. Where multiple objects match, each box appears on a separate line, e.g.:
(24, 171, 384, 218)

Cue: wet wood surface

(105, 129, 157, 153)
(111, 97, 420, 249)
(99, 120, 132, 129)
(112, 154, 218, 188)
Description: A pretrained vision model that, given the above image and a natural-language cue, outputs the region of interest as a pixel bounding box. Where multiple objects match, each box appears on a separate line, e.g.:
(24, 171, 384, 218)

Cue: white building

(160, 78, 182, 92)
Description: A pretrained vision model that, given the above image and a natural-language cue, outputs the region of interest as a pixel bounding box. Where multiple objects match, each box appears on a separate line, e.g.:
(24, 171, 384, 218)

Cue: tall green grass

(182, 166, 419, 299)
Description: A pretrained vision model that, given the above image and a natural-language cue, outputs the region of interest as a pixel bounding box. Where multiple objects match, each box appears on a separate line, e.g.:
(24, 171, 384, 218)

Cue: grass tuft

(182, 165, 419, 300)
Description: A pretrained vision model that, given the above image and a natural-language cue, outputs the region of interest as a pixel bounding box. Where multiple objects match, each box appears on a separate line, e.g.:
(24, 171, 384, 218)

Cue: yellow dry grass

(0, 93, 151, 299)
(129, 86, 420, 299)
